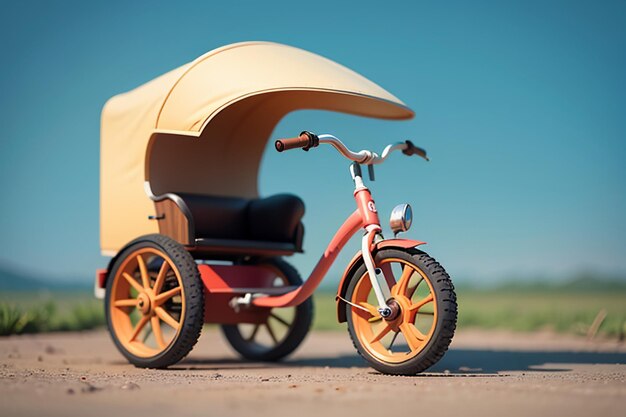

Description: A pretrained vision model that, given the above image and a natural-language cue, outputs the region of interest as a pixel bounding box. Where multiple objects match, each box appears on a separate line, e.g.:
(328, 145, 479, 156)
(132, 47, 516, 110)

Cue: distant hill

(0, 265, 90, 291)
(557, 275, 626, 292)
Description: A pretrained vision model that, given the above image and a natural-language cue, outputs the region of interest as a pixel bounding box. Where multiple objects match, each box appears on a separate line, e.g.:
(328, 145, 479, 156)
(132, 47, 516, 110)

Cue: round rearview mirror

(389, 204, 412, 236)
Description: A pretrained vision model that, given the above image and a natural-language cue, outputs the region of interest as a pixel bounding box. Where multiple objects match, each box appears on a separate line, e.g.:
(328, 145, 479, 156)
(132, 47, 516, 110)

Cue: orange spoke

(129, 315, 150, 342)
(155, 307, 179, 330)
(151, 316, 166, 349)
(353, 308, 372, 321)
(154, 286, 181, 305)
(408, 294, 434, 312)
(246, 324, 261, 342)
(136, 255, 150, 289)
(399, 323, 425, 352)
(265, 322, 279, 345)
(392, 265, 413, 296)
(370, 323, 392, 344)
(359, 302, 380, 318)
(113, 299, 138, 308)
(153, 261, 170, 295)
(407, 277, 424, 299)
(269, 312, 291, 327)
(122, 272, 144, 293)
(356, 302, 382, 322)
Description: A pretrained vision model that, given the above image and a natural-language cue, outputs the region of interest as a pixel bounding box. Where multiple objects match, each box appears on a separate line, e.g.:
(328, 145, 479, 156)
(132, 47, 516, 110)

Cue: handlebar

(275, 132, 429, 164)
(402, 140, 429, 161)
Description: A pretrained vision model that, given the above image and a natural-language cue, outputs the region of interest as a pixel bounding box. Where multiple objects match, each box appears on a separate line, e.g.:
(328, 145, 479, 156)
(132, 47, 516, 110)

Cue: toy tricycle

(96, 42, 457, 375)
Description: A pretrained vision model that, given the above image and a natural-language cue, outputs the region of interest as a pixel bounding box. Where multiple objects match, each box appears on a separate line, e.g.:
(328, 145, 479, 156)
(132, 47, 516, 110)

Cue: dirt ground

(0, 328, 624, 417)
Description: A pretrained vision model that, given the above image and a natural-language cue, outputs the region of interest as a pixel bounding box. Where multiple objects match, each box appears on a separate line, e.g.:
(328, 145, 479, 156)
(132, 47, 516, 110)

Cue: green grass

(455, 289, 626, 336)
(312, 289, 626, 337)
(1, 288, 625, 338)
(0, 291, 104, 336)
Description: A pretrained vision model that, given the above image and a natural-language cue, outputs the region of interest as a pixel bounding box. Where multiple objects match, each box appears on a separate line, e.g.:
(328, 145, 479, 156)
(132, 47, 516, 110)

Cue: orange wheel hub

(136, 293, 151, 315)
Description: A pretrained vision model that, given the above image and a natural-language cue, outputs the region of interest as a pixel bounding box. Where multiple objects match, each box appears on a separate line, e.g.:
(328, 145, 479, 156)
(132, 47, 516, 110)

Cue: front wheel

(346, 248, 457, 375)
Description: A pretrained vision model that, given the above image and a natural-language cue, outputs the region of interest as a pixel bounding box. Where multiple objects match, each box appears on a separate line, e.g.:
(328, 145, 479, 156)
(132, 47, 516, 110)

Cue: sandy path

(1, 328, 624, 417)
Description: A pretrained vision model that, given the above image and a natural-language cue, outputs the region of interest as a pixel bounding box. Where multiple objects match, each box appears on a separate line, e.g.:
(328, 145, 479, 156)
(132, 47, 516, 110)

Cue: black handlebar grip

(403, 140, 429, 161)
(275, 131, 319, 152)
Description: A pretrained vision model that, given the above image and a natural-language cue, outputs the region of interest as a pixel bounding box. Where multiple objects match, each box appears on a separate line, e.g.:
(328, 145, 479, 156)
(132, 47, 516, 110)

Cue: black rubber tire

(221, 258, 313, 361)
(346, 248, 457, 375)
(105, 234, 205, 368)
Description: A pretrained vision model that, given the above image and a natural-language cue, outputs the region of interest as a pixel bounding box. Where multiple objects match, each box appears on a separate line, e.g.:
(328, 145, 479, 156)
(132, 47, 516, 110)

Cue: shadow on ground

(430, 349, 626, 374)
(173, 348, 626, 375)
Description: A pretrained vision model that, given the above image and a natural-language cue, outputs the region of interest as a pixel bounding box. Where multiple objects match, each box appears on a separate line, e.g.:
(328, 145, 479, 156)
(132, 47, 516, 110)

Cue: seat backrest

(247, 194, 305, 243)
(178, 194, 249, 240)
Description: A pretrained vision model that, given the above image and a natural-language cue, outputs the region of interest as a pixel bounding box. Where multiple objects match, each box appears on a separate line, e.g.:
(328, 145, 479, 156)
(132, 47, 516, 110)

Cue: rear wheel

(221, 259, 313, 361)
(105, 234, 204, 368)
(346, 248, 457, 375)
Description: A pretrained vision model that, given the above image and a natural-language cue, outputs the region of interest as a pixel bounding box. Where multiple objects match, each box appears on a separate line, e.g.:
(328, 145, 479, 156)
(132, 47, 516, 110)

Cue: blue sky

(0, 0, 624, 285)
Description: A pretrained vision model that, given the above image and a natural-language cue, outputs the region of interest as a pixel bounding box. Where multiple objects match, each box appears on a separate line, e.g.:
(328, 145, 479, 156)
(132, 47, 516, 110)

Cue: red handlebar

(275, 131, 319, 152)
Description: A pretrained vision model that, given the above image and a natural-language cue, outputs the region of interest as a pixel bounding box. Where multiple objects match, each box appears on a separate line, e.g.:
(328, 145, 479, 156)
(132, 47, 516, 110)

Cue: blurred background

(0, 0, 624, 336)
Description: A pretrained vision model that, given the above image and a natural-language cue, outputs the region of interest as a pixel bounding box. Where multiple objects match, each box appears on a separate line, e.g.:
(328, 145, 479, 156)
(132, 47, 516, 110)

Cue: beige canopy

(100, 41, 414, 254)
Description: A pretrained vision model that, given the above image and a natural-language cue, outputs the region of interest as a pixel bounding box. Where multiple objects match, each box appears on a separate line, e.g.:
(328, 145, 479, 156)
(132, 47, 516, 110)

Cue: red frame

(251, 187, 394, 308)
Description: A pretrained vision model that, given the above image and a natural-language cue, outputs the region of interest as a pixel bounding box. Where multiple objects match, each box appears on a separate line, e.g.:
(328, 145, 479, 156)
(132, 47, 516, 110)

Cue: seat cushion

(247, 194, 305, 243)
(176, 193, 305, 246)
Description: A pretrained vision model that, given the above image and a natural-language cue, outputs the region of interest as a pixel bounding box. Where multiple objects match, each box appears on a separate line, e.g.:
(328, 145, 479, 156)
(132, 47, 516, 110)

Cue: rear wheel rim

(109, 247, 186, 358)
(351, 257, 437, 364)
(233, 265, 297, 352)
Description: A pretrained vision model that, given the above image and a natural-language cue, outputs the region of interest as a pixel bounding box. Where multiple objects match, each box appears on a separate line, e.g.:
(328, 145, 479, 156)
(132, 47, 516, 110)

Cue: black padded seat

(176, 193, 305, 253)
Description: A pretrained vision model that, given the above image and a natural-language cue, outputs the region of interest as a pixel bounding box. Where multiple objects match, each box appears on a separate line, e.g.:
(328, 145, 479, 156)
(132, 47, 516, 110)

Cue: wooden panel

(153, 199, 193, 245)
